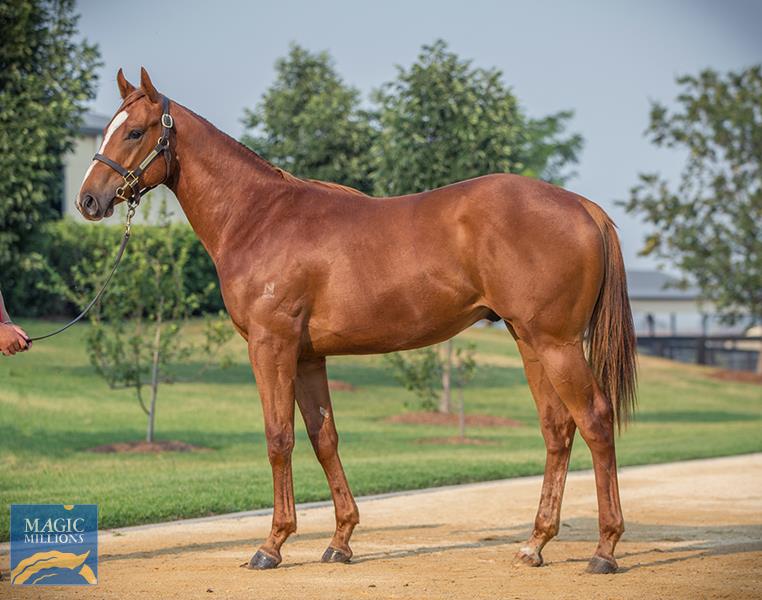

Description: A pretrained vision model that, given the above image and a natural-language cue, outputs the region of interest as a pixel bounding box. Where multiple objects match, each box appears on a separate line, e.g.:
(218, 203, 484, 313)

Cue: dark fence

(637, 336, 761, 372)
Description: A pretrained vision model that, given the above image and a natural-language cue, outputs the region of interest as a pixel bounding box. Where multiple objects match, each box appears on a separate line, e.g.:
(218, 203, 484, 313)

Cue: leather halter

(93, 95, 174, 207)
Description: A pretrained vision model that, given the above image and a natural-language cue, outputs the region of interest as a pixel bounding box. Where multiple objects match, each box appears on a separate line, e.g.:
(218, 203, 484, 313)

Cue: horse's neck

(167, 104, 286, 260)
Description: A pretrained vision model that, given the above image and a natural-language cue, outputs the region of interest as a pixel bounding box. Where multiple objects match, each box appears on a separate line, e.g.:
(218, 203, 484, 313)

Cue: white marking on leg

(263, 282, 275, 298)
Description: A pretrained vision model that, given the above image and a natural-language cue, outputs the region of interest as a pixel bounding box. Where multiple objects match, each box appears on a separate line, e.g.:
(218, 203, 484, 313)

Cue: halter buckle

(161, 114, 174, 129)
(124, 171, 140, 189)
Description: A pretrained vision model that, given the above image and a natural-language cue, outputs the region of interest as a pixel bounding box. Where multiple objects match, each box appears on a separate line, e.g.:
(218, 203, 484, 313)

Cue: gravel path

(3, 454, 761, 599)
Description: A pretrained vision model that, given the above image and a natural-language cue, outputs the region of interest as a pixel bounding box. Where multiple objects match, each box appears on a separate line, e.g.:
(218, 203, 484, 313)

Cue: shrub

(12, 219, 224, 318)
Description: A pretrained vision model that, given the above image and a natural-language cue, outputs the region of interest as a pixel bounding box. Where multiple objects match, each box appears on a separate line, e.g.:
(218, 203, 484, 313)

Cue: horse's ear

(116, 68, 136, 99)
(140, 67, 161, 103)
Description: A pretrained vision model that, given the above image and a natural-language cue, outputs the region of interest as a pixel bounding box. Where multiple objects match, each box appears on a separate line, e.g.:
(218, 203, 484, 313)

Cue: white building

(627, 270, 747, 336)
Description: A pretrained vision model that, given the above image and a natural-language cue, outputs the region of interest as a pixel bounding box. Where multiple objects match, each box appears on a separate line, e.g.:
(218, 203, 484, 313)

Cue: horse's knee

(266, 428, 295, 464)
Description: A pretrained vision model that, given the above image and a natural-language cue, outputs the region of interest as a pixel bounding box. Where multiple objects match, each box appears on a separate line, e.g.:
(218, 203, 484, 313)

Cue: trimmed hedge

(8, 219, 224, 318)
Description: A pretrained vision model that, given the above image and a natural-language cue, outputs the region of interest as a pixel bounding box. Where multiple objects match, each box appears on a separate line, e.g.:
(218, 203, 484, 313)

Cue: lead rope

(27, 200, 138, 342)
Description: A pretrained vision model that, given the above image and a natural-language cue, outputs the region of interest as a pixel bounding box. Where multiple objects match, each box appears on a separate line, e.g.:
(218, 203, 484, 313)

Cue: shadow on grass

(0, 424, 464, 458)
(633, 411, 762, 424)
(0, 425, 269, 456)
(58, 361, 527, 390)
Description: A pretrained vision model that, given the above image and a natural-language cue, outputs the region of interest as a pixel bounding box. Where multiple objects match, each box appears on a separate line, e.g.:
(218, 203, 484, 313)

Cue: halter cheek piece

(93, 95, 174, 209)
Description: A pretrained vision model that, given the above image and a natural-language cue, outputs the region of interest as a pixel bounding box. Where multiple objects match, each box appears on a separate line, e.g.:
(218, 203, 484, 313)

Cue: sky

(76, 0, 762, 271)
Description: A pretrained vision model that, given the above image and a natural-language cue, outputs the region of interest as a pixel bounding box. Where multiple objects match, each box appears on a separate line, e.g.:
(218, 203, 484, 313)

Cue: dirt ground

(3, 454, 761, 599)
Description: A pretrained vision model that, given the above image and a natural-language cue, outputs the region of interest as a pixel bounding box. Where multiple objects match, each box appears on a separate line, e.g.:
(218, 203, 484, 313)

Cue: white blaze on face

(81, 110, 130, 186)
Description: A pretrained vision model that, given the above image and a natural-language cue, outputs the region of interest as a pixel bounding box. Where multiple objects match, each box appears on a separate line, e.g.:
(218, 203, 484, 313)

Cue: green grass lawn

(1, 320, 760, 541)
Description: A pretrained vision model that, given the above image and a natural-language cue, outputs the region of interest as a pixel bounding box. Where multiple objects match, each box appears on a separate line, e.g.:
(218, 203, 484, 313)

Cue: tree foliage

(621, 66, 762, 327)
(0, 0, 100, 278)
(372, 40, 582, 195)
(241, 44, 375, 193)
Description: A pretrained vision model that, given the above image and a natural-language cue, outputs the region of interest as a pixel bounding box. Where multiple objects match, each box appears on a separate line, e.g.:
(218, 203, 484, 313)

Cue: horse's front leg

(247, 334, 299, 570)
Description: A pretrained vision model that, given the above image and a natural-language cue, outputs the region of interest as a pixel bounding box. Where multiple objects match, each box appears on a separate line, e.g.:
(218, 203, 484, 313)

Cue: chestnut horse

(78, 68, 637, 574)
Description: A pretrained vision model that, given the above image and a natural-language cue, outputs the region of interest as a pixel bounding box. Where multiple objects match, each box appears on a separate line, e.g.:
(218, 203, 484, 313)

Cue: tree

(0, 0, 100, 301)
(620, 66, 762, 372)
(384, 346, 443, 412)
(454, 343, 477, 440)
(371, 39, 582, 196)
(385, 340, 479, 416)
(64, 203, 232, 442)
(241, 43, 376, 193)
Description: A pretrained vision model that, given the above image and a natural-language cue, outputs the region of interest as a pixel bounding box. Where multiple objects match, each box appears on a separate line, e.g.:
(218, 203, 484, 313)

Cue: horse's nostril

(83, 194, 98, 216)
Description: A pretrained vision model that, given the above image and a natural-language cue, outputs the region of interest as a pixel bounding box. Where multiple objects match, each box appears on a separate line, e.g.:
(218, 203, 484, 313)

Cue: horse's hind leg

(533, 338, 624, 574)
(513, 338, 577, 568)
(296, 357, 359, 563)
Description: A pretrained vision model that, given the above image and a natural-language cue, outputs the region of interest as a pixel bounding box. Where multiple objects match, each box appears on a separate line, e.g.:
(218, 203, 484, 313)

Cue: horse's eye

(128, 129, 143, 140)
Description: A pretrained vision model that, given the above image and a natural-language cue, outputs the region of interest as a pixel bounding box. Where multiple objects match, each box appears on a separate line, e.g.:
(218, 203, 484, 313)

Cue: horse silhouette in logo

(10, 550, 96, 585)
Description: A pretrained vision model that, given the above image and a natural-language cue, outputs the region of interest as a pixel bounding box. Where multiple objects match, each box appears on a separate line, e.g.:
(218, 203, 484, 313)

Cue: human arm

(0, 290, 30, 356)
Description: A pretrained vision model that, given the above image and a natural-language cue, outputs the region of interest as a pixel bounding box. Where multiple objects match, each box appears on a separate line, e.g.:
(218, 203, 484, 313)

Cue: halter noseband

(93, 95, 174, 208)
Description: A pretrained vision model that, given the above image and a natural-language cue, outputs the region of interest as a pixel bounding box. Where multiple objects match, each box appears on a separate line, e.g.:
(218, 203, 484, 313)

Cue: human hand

(0, 322, 30, 356)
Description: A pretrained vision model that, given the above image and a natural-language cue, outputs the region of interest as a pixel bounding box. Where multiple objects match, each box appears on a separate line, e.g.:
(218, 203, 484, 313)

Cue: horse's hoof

(586, 555, 618, 574)
(247, 550, 280, 570)
(513, 547, 543, 567)
(321, 546, 352, 563)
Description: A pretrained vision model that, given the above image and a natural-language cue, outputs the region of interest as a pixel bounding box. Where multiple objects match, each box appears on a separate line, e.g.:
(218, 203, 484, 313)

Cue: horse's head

(77, 67, 172, 221)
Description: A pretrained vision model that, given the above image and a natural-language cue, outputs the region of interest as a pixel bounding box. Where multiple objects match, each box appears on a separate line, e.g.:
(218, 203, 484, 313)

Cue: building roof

(80, 111, 109, 136)
(627, 269, 700, 301)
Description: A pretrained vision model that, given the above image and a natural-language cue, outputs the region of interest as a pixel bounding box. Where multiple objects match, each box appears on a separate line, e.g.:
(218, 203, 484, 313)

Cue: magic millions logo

(10, 504, 98, 586)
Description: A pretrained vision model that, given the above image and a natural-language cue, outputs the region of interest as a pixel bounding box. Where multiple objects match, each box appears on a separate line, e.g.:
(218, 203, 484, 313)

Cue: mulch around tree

(88, 440, 210, 454)
(386, 412, 522, 428)
(710, 369, 762, 385)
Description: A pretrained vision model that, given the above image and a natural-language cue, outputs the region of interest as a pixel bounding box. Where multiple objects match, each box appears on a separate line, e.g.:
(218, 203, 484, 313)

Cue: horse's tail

(580, 199, 638, 431)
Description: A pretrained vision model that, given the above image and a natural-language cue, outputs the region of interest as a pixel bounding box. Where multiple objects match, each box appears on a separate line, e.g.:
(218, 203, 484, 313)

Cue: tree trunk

(756, 344, 762, 375)
(146, 299, 163, 443)
(439, 339, 453, 413)
(458, 379, 465, 440)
